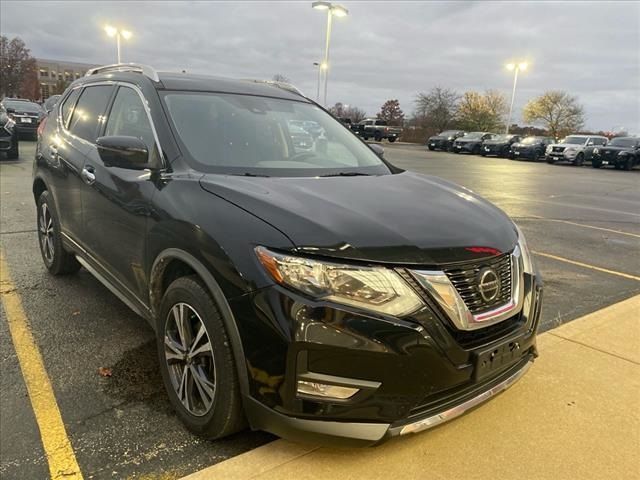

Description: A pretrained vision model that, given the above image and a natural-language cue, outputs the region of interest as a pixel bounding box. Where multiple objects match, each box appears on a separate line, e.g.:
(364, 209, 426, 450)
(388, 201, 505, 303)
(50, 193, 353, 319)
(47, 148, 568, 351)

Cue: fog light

(297, 380, 360, 400)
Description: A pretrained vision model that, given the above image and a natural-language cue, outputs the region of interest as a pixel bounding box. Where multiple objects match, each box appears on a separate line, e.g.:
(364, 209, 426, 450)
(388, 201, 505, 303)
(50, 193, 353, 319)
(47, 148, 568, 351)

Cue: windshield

(492, 134, 512, 141)
(521, 136, 542, 144)
(609, 137, 637, 147)
(438, 130, 459, 137)
(561, 136, 587, 145)
(162, 92, 392, 177)
(2, 100, 43, 113)
(463, 132, 484, 140)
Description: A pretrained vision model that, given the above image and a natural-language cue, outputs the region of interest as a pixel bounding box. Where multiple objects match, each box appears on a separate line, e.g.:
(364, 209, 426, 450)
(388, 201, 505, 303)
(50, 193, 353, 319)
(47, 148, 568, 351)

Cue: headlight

(545, 145, 552, 153)
(593, 148, 599, 154)
(514, 224, 535, 274)
(565, 147, 576, 154)
(447, 136, 453, 140)
(255, 247, 423, 317)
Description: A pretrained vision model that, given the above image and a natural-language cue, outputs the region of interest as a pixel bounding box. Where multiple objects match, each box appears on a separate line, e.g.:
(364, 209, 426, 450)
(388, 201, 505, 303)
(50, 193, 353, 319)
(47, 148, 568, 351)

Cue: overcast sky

(2, 1, 638, 132)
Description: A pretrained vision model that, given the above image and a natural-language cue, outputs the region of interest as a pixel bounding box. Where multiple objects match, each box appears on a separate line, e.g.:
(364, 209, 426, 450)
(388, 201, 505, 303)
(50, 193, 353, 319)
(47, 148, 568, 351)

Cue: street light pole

(313, 62, 325, 102)
(312, 2, 348, 107)
(505, 62, 527, 134)
(105, 25, 132, 64)
(116, 32, 121, 64)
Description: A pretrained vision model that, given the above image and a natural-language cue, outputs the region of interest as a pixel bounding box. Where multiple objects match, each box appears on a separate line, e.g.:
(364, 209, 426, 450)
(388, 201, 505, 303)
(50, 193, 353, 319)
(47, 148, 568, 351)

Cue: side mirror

(370, 143, 385, 158)
(96, 136, 150, 170)
(587, 141, 594, 146)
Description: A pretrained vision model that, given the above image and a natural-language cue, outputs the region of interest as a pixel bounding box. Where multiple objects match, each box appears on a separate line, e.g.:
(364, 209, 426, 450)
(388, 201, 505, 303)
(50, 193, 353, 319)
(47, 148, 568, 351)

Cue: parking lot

(1, 140, 639, 479)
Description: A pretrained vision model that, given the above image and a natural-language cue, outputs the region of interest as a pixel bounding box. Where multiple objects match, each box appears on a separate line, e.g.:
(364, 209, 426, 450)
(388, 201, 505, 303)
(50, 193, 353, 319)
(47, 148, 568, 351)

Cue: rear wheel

(6, 132, 19, 159)
(374, 132, 382, 142)
(36, 191, 80, 275)
(157, 276, 246, 439)
(573, 153, 584, 166)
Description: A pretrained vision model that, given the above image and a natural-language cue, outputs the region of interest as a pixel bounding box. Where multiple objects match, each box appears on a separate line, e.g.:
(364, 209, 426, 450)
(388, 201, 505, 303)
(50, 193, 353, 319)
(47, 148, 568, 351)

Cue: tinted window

(162, 92, 391, 177)
(592, 138, 607, 146)
(609, 137, 637, 147)
(2, 100, 43, 113)
(105, 87, 155, 150)
(68, 85, 114, 142)
(60, 89, 81, 128)
(376, 120, 388, 126)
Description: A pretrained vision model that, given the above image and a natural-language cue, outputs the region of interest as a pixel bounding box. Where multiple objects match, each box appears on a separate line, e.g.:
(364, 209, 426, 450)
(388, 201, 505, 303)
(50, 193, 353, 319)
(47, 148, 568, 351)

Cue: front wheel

(592, 159, 602, 168)
(427, 145, 435, 151)
(388, 137, 396, 143)
(546, 157, 556, 164)
(573, 153, 584, 166)
(37, 191, 80, 275)
(157, 276, 246, 439)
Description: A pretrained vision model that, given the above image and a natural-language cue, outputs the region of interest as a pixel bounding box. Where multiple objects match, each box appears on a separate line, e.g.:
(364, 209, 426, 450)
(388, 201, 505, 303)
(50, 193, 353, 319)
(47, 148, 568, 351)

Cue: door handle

(81, 166, 96, 185)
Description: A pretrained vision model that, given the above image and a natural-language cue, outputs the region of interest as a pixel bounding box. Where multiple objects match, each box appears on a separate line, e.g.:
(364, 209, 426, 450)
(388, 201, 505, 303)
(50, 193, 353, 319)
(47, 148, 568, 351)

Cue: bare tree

(377, 99, 404, 126)
(414, 87, 459, 131)
(272, 73, 291, 83)
(457, 90, 508, 131)
(523, 91, 585, 139)
(345, 105, 366, 123)
(0, 36, 35, 98)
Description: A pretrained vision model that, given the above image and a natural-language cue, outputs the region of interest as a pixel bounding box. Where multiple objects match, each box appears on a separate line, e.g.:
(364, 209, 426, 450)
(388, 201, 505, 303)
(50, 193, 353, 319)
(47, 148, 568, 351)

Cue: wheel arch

(149, 248, 251, 398)
(32, 175, 48, 202)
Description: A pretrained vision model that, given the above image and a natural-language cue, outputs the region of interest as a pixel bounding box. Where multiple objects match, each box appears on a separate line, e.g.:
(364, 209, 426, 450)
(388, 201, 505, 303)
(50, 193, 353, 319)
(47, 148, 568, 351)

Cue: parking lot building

(35, 58, 98, 100)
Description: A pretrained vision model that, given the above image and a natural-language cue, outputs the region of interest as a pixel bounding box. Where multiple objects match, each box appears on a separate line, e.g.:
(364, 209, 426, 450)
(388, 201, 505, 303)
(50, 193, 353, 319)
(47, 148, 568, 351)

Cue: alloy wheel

(38, 203, 55, 264)
(164, 302, 216, 417)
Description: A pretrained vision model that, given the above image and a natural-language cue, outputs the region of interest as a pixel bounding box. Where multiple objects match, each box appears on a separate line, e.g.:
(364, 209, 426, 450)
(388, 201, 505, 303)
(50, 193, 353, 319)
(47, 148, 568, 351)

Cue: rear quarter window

(60, 88, 82, 129)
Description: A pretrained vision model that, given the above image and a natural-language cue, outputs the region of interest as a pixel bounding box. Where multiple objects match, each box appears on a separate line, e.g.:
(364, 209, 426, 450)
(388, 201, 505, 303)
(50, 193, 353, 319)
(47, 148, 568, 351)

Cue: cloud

(2, 0, 638, 131)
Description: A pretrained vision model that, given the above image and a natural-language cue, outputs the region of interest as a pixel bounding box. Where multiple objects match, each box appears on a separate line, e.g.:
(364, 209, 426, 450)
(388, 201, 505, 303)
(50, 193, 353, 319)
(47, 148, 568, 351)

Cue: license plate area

(474, 339, 523, 381)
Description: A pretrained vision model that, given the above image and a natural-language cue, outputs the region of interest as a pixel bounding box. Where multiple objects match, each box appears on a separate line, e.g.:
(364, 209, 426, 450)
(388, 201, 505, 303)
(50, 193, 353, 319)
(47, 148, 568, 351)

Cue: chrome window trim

(409, 247, 524, 331)
(58, 81, 166, 168)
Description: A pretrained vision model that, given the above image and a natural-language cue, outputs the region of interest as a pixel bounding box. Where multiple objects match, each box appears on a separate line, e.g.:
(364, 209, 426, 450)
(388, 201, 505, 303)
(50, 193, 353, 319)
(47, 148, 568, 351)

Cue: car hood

(199, 171, 517, 265)
(548, 143, 584, 149)
(428, 135, 450, 141)
(483, 140, 509, 146)
(513, 143, 536, 148)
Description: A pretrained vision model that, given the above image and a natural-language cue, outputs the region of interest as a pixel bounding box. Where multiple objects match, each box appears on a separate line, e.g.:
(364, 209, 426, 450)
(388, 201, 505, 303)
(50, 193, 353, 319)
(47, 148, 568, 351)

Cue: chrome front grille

(442, 254, 512, 315)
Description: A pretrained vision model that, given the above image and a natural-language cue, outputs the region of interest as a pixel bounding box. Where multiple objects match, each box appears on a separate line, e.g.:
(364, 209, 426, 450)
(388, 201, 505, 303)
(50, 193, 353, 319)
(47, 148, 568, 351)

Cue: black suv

(453, 132, 496, 154)
(1, 98, 45, 139)
(0, 104, 19, 159)
(481, 134, 521, 158)
(591, 136, 640, 170)
(510, 136, 555, 161)
(34, 64, 542, 446)
(426, 130, 465, 151)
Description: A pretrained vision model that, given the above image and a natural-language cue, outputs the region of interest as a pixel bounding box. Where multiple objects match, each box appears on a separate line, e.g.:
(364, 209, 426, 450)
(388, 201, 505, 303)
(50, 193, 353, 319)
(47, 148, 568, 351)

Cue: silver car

(545, 134, 608, 166)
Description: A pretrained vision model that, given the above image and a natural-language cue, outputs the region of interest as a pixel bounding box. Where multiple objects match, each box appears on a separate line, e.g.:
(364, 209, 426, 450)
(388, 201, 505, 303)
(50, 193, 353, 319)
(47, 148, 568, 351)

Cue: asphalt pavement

(1, 141, 638, 479)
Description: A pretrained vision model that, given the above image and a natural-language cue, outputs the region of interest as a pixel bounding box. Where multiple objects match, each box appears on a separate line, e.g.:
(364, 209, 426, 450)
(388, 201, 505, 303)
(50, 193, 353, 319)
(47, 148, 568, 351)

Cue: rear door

(80, 84, 159, 302)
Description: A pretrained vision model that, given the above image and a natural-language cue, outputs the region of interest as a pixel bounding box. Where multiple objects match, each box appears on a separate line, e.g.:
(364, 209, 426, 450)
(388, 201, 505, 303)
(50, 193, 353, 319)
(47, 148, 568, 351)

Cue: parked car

(338, 117, 352, 128)
(353, 118, 402, 142)
(545, 134, 607, 165)
(43, 95, 62, 114)
(426, 130, 465, 151)
(287, 122, 314, 151)
(510, 136, 555, 161)
(453, 132, 496, 154)
(1, 98, 46, 139)
(591, 136, 640, 170)
(481, 134, 521, 158)
(0, 104, 19, 159)
(34, 64, 541, 447)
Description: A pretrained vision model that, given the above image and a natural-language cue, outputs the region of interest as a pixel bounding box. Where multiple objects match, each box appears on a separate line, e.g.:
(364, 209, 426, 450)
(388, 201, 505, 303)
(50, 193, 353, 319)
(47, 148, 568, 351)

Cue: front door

(80, 85, 159, 303)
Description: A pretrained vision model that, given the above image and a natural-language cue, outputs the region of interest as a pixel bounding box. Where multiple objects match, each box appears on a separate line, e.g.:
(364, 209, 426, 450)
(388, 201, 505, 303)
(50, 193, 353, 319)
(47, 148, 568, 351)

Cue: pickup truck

(352, 118, 402, 142)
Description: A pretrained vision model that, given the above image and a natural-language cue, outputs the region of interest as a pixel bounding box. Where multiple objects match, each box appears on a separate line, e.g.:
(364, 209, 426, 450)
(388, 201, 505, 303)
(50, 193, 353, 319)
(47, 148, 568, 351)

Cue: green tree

(377, 99, 404, 126)
(414, 87, 459, 131)
(523, 91, 585, 140)
(0, 36, 35, 97)
(456, 90, 507, 131)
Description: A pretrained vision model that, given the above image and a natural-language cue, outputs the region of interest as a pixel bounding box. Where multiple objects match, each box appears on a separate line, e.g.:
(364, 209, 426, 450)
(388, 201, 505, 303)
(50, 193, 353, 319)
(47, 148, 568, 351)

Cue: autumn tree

(523, 91, 585, 139)
(414, 87, 459, 131)
(456, 90, 508, 131)
(0, 36, 36, 98)
(377, 99, 404, 126)
(272, 73, 291, 83)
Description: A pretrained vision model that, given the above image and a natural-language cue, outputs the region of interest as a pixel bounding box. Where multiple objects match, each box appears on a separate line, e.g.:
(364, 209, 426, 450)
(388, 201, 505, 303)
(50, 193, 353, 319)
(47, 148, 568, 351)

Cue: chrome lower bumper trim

(397, 361, 532, 436)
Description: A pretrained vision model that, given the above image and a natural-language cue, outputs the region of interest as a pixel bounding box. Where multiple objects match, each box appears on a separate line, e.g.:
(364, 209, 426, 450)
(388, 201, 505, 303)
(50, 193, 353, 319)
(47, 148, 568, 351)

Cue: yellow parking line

(0, 252, 83, 479)
(528, 215, 640, 239)
(532, 251, 640, 282)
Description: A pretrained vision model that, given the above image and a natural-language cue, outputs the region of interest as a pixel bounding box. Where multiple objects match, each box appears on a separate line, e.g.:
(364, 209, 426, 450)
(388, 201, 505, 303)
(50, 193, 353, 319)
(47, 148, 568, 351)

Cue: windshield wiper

(319, 172, 371, 177)
(230, 172, 270, 177)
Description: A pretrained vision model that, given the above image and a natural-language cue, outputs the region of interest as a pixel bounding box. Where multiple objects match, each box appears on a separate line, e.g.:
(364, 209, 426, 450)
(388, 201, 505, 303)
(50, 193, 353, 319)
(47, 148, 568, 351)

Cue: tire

(573, 153, 584, 166)
(472, 145, 481, 155)
(591, 159, 602, 168)
(374, 132, 382, 142)
(6, 133, 19, 159)
(363, 136, 369, 141)
(388, 137, 396, 143)
(157, 275, 246, 440)
(36, 191, 81, 275)
(480, 152, 486, 157)
(623, 158, 633, 171)
(534, 149, 543, 160)
(427, 145, 435, 151)
(546, 157, 556, 164)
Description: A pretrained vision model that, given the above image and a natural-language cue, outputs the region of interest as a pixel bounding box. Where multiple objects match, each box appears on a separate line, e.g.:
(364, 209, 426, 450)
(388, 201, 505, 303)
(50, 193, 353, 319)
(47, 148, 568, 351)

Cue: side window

(104, 87, 155, 151)
(60, 88, 82, 129)
(596, 138, 607, 146)
(68, 85, 114, 142)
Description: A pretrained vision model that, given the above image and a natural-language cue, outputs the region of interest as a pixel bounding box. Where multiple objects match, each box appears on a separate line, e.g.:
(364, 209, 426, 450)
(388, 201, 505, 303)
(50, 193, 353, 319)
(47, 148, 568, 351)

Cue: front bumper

(428, 139, 452, 150)
(547, 150, 577, 162)
(231, 269, 542, 446)
(482, 144, 509, 156)
(0, 129, 15, 151)
(453, 142, 478, 153)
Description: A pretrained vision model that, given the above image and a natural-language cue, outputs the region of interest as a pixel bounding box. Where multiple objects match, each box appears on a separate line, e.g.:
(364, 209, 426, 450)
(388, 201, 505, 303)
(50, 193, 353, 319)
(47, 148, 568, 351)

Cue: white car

(545, 134, 608, 166)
